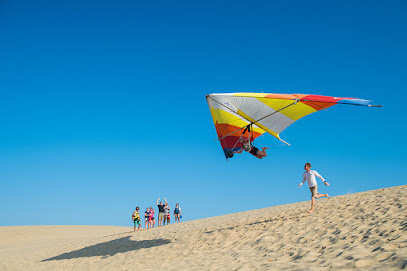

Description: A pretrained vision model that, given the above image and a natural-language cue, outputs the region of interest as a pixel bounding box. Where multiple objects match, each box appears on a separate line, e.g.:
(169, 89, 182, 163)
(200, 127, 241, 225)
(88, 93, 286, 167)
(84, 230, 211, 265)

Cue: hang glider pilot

(228, 137, 269, 159)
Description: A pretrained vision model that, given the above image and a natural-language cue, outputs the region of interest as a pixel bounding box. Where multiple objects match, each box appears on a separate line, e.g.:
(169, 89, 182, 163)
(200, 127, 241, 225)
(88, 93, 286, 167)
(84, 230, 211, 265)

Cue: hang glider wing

(206, 93, 380, 159)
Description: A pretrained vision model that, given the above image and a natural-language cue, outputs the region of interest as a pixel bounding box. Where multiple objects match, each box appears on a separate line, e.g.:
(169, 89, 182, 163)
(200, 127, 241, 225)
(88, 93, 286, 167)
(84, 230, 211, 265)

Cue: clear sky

(1, 0, 406, 227)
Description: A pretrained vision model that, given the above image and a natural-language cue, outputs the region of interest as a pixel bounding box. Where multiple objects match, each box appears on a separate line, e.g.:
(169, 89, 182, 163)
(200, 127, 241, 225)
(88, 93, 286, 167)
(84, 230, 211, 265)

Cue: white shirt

(300, 170, 325, 188)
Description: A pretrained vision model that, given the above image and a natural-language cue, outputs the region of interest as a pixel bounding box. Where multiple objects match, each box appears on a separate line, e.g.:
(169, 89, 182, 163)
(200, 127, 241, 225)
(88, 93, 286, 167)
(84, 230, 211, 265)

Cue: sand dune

(1, 185, 407, 270)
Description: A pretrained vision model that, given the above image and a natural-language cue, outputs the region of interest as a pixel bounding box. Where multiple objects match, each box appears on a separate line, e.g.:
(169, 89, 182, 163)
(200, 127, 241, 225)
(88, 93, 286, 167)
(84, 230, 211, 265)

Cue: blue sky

(0, 0, 406, 227)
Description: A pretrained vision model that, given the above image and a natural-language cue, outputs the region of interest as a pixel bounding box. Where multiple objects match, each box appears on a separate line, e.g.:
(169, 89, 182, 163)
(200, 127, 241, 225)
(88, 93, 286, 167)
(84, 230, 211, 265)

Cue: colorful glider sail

(206, 93, 380, 159)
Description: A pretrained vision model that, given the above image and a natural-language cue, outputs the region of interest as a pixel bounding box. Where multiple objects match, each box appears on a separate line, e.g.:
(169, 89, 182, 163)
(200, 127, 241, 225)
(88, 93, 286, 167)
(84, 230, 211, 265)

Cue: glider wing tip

(279, 138, 291, 146)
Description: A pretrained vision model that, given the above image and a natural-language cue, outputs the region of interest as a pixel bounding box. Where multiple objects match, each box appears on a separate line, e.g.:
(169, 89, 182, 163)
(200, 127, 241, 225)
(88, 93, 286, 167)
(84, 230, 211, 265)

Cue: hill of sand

(1, 185, 406, 270)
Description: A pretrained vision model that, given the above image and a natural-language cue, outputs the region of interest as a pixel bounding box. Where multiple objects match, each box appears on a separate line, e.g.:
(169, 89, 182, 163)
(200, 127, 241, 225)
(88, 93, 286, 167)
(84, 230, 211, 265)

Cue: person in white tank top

(299, 162, 330, 213)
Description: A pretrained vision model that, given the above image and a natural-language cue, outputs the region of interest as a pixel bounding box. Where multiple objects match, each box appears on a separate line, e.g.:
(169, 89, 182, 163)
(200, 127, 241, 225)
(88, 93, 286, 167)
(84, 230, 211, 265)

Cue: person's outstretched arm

(314, 171, 329, 186)
(156, 198, 160, 205)
(164, 198, 167, 204)
(299, 176, 306, 188)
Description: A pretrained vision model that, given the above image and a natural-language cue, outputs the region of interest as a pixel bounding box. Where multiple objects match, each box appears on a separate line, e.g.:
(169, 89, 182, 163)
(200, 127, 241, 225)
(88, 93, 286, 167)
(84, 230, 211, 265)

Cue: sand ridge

(1, 185, 406, 270)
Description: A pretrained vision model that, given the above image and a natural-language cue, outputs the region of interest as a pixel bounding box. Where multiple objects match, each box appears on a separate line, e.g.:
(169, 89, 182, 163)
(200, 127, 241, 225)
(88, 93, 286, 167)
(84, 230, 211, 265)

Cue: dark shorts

(250, 147, 259, 156)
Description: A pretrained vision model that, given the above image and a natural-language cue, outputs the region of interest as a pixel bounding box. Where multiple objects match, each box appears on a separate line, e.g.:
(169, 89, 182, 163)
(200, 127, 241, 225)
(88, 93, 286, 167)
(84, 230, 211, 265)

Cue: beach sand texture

(1, 185, 406, 270)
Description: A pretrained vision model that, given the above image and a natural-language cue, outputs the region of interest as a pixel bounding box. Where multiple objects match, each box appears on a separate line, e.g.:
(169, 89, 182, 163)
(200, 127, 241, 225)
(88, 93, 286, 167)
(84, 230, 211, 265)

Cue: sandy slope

(1, 185, 407, 270)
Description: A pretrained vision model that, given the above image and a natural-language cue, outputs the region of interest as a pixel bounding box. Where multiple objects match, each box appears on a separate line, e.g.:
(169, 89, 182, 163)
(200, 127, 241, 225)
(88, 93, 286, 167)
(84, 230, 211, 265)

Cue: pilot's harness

(229, 123, 253, 152)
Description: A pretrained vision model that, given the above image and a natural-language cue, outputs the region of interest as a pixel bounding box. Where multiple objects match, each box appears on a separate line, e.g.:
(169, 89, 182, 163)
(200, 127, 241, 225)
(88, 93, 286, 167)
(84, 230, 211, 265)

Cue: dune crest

(1, 185, 407, 270)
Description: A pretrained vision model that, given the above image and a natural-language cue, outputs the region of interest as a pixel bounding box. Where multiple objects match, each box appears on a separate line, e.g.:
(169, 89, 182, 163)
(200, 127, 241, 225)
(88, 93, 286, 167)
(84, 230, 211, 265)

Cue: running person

(174, 203, 182, 223)
(299, 163, 330, 213)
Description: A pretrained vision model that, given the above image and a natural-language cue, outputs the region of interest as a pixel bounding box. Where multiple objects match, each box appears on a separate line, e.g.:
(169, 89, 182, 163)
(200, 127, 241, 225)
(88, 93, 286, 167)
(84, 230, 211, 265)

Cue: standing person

(164, 202, 170, 225)
(149, 207, 155, 228)
(299, 163, 330, 213)
(156, 198, 167, 227)
(144, 208, 151, 229)
(132, 207, 141, 232)
(174, 203, 182, 223)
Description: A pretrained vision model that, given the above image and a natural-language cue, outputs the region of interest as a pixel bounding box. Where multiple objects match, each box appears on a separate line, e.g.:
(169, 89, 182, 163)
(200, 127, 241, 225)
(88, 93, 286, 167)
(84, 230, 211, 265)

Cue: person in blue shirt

(174, 203, 182, 223)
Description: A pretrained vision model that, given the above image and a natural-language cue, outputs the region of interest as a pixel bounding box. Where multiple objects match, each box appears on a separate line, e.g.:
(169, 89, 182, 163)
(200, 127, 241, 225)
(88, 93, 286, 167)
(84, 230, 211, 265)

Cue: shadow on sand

(41, 236, 171, 261)
(204, 219, 276, 234)
(204, 212, 309, 234)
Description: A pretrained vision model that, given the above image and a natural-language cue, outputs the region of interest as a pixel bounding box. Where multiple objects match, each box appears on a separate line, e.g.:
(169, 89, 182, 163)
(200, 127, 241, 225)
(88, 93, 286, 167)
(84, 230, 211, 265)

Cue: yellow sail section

(255, 97, 317, 121)
(209, 106, 265, 135)
(236, 109, 280, 139)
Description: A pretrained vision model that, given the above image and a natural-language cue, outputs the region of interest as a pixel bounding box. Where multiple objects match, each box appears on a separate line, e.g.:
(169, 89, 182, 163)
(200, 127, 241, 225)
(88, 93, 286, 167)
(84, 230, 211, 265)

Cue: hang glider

(206, 93, 381, 159)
